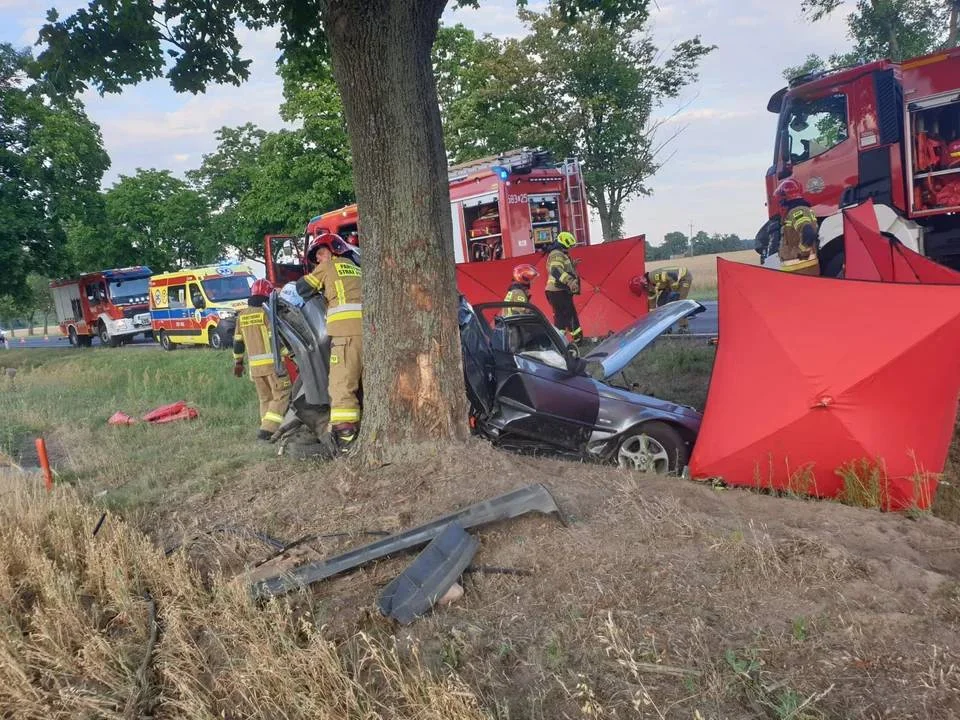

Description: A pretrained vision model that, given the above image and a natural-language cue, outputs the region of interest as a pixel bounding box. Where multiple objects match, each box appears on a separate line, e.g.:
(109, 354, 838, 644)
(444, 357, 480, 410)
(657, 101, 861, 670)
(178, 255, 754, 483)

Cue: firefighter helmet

(307, 232, 347, 263)
(512, 263, 539, 284)
(250, 278, 275, 298)
(556, 231, 577, 249)
(629, 274, 650, 297)
(774, 178, 804, 205)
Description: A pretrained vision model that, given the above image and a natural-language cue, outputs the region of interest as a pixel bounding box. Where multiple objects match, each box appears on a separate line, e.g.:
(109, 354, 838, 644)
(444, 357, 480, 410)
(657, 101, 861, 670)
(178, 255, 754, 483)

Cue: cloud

(173, 153, 190, 163)
(658, 108, 759, 125)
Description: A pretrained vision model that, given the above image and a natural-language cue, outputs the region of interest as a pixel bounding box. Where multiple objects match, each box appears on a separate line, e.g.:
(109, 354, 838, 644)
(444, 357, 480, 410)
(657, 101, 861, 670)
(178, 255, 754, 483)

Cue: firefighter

(296, 232, 363, 451)
(503, 264, 539, 317)
(545, 231, 583, 343)
(633, 267, 694, 333)
(773, 178, 820, 275)
(232, 278, 291, 441)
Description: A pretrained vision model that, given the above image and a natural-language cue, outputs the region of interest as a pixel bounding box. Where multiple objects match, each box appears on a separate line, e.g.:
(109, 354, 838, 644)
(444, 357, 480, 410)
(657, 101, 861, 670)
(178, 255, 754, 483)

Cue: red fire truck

(50, 266, 153, 347)
(299, 149, 591, 262)
(265, 150, 649, 337)
(758, 46, 960, 275)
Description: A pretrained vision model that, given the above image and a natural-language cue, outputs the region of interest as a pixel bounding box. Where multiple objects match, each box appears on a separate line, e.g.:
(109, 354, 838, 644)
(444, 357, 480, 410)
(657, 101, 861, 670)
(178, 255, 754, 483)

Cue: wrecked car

(268, 286, 703, 472)
(460, 299, 704, 473)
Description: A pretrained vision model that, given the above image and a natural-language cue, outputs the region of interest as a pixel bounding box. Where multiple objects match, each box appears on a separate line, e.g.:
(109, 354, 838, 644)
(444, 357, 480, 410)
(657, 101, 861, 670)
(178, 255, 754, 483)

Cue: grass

(0, 478, 486, 719)
(2, 344, 960, 718)
(646, 249, 760, 300)
(0, 346, 271, 513)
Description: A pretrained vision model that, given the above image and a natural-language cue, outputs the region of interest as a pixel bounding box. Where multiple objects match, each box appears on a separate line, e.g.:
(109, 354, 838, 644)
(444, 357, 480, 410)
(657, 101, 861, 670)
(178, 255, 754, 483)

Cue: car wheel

(159, 330, 176, 351)
(68, 326, 79, 347)
(616, 421, 688, 475)
(208, 326, 224, 350)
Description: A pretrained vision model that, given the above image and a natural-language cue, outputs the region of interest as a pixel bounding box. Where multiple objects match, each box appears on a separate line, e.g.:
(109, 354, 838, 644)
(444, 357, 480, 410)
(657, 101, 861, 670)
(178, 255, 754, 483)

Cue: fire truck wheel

(208, 327, 224, 350)
(159, 330, 176, 352)
(98, 321, 121, 348)
(68, 327, 79, 347)
(79, 335, 93, 347)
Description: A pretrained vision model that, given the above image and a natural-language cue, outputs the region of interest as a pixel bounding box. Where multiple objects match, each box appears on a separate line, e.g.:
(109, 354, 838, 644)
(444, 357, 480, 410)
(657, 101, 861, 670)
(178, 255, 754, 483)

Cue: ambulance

(148, 263, 255, 350)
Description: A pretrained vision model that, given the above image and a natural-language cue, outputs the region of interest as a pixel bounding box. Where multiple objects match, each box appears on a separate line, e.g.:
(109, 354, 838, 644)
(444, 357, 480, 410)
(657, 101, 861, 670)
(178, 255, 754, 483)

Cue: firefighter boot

(257, 429, 272, 442)
(332, 422, 359, 453)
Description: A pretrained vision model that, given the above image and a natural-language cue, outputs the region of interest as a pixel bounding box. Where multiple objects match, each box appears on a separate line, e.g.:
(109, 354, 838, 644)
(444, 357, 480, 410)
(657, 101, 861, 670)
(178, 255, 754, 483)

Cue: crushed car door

(480, 304, 600, 450)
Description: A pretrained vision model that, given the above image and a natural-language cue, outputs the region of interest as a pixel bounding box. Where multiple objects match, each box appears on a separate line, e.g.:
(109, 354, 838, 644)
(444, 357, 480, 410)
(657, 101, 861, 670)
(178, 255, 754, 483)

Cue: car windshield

(202, 275, 253, 302)
(108, 278, 150, 305)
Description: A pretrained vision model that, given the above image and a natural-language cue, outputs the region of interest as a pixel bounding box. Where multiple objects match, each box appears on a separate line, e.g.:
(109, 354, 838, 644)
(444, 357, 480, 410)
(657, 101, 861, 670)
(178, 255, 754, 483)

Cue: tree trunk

(593, 188, 624, 241)
(325, 0, 469, 464)
(947, 1, 959, 49)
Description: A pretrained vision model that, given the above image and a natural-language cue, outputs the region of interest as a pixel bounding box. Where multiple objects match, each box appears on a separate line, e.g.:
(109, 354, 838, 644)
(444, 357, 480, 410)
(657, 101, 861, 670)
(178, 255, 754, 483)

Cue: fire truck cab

(762, 47, 960, 274)
(296, 149, 590, 264)
(50, 266, 153, 347)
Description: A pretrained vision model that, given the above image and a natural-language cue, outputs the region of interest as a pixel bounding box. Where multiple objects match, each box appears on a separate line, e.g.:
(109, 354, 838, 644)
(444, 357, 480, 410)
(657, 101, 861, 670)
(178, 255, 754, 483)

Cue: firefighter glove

(233, 360, 244, 378)
(277, 375, 291, 390)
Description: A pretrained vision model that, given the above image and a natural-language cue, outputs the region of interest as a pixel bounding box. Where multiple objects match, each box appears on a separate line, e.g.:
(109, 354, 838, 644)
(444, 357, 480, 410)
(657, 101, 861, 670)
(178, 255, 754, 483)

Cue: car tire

(616, 421, 688, 475)
(159, 330, 176, 351)
(208, 326, 224, 350)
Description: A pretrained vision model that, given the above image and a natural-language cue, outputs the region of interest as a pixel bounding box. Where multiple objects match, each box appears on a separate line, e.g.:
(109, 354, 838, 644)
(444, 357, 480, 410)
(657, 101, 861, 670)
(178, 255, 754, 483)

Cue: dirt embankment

(156, 442, 960, 719)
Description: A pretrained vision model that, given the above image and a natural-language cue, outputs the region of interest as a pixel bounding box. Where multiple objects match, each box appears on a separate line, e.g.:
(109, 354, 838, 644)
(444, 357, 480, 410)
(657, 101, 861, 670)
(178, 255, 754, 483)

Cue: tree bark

(592, 188, 624, 241)
(324, 0, 469, 464)
(947, 1, 959, 49)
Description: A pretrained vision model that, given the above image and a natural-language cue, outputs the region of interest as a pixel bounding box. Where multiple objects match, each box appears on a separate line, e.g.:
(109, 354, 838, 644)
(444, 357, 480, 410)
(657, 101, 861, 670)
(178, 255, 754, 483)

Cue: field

(1, 345, 959, 719)
(646, 249, 761, 299)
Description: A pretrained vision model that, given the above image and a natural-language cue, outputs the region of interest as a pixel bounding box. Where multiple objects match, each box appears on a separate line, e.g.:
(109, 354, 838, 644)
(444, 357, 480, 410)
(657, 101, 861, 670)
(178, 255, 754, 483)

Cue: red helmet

(250, 278, 274, 298)
(512, 263, 539, 284)
(629, 274, 650, 297)
(306, 232, 347, 263)
(774, 178, 804, 205)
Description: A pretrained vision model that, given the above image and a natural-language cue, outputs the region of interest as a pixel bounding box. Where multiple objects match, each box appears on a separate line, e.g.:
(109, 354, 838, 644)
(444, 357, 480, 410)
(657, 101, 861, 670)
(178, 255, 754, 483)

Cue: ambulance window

(784, 94, 848, 164)
(168, 285, 187, 309)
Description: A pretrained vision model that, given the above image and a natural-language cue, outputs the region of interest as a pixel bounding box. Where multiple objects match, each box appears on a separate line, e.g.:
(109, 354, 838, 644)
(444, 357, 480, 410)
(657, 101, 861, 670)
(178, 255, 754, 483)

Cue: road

(688, 300, 718, 336)
(3, 334, 156, 350)
(5, 300, 721, 351)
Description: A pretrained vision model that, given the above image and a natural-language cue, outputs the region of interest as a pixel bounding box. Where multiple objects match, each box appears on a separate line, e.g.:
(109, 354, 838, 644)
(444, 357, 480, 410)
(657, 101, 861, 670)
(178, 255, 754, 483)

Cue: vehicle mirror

(563, 343, 586, 375)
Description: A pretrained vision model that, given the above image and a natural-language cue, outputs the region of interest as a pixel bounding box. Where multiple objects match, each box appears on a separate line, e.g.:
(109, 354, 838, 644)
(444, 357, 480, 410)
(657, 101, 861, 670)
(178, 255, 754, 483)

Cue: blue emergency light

(491, 165, 510, 181)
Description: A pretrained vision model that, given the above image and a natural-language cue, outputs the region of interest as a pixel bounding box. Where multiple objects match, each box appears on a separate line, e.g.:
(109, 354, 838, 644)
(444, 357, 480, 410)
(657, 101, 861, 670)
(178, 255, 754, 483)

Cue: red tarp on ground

(142, 401, 198, 424)
(108, 411, 137, 426)
(689, 260, 960, 510)
(455, 235, 647, 337)
(844, 200, 960, 284)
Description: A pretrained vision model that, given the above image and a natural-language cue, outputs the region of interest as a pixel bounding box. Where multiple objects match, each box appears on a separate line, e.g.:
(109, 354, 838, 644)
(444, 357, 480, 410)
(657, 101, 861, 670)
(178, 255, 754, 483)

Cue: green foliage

(436, 7, 714, 240)
(798, 0, 954, 66)
(0, 43, 109, 300)
(67, 170, 218, 273)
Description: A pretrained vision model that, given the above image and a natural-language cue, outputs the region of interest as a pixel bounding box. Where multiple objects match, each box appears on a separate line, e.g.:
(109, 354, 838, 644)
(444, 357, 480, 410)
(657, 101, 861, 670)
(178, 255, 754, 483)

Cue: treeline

(645, 231, 750, 261)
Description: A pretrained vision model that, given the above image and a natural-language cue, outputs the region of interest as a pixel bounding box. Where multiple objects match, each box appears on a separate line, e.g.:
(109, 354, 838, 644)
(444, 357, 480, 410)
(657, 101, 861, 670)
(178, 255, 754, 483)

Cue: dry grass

(646, 249, 760, 300)
(0, 474, 485, 720)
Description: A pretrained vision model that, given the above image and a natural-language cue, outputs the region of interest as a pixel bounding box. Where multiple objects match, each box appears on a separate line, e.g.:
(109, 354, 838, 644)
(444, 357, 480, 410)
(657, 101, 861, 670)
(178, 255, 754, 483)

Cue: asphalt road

(687, 300, 718, 336)
(2, 333, 157, 350)
(4, 300, 721, 351)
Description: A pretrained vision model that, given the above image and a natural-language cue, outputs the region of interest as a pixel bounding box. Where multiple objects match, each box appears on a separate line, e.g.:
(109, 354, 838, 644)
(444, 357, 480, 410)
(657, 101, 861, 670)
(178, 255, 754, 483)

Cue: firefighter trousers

(651, 272, 694, 330)
(329, 335, 362, 427)
(546, 289, 582, 342)
(253, 373, 290, 433)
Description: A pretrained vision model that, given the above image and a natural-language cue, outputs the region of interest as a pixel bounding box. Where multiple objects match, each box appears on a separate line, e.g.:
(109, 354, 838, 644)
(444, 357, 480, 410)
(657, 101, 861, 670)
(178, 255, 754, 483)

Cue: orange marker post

(35, 438, 53, 492)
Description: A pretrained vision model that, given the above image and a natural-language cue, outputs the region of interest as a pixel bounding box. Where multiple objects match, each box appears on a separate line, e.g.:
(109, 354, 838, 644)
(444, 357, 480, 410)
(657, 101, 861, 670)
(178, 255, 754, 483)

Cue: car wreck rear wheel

(616, 422, 687, 475)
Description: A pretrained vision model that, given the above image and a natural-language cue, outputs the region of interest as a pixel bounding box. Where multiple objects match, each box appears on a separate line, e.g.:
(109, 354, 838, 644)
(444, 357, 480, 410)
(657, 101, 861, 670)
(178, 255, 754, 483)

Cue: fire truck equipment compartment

(377, 522, 479, 625)
(690, 259, 960, 510)
(252, 483, 562, 599)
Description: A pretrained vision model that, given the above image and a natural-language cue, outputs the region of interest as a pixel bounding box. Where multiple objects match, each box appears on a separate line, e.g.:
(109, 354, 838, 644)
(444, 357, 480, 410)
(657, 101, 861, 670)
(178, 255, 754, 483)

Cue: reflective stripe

(305, 273, 323, 290)
(335, 279, 346, 306)
(328, 311, 362, 323)
(330, 408, 361, 422)
(329, 303, 362, 316)
(263, 412, 284, 423)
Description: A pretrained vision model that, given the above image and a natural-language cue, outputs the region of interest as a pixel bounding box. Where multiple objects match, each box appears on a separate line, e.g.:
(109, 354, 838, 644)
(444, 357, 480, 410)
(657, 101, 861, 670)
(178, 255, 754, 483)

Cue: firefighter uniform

(503, 283, 532, 317)
(778, 205, 820, 275)
(233, 306, 290, 435)
(545, 247, 582, 342)
(647, 267, 693, 332)
(297, 256, 363, 433)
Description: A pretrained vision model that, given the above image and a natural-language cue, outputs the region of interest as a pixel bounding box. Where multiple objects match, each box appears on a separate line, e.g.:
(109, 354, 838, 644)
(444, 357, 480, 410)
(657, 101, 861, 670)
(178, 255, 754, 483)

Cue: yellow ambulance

(148, 263, 255, 350)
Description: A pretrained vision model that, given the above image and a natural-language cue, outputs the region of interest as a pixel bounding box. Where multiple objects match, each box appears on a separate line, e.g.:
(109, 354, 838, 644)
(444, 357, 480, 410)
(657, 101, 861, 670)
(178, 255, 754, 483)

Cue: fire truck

(298, 149, 590, 262)
(759, 46, 960, 275)
(265, 149, 649, 337)
(50, 266, 153, 347)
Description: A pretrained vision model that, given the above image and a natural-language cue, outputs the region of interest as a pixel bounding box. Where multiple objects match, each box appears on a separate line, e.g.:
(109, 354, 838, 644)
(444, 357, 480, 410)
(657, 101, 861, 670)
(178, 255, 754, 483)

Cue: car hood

(583, 300, 706, 380)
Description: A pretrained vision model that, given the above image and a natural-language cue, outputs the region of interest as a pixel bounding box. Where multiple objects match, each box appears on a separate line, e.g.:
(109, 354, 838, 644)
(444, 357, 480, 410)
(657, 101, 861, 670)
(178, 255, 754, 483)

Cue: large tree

(35, 0, 644, 463)
(793, 0, 958, 74)
(435, 9, 714, 241)
(0, 43, 109, 300)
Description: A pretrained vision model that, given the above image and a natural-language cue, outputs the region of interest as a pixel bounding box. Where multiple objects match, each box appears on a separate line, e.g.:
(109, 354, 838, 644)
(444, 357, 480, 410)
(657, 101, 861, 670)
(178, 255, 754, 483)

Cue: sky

(1, 0, 852, 248)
